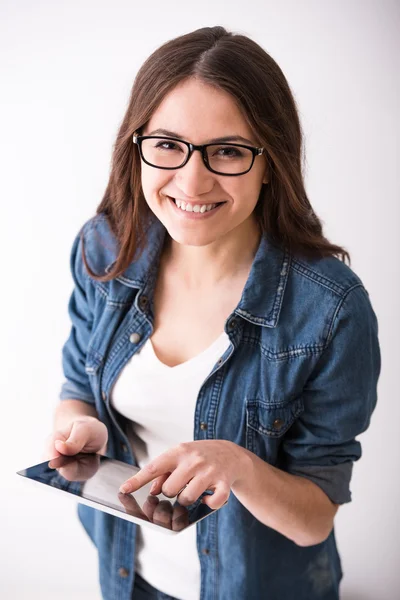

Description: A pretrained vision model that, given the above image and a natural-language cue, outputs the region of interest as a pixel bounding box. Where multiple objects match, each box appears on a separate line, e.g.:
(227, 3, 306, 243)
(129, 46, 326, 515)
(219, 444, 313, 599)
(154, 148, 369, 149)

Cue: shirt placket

(194, 316, 240, 600)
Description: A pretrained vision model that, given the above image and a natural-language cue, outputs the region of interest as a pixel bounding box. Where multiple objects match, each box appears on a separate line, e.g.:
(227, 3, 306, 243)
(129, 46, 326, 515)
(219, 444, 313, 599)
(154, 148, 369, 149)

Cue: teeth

(173, 198, 218, 213)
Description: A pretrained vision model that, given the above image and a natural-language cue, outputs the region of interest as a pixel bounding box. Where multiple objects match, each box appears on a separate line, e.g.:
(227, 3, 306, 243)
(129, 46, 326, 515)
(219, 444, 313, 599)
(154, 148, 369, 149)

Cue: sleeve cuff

(285, 462, 354, 504)
(59, 381, 95, 404)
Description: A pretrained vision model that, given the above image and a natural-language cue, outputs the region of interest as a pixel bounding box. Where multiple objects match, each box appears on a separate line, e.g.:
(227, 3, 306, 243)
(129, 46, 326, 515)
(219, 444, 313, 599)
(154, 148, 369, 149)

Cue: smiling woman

(50, 25, 380, 600)
(132, 77, 268, 251)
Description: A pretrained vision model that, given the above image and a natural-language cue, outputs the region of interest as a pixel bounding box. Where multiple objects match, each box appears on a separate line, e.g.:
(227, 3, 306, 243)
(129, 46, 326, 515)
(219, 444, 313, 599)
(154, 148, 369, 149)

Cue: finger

(175, 474, 209, 506)
(43, 430, 68, 460)
(56, 421, 89, 455)
(157, 465, 194, 499)
(42, 445, 62, 461)
(201, 483, 230, 510)
(119, 452, 178, 493)
(149, 473, 170, 496)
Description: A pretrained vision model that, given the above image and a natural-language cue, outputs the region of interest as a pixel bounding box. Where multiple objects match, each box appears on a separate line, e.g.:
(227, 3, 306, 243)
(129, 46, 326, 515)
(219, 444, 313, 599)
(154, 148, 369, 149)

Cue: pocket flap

(246, 397, 303, 437)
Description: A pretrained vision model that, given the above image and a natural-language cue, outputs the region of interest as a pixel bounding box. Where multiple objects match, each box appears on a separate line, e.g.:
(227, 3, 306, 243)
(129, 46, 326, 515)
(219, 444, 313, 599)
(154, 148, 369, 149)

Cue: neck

(162, 217, 261, 289)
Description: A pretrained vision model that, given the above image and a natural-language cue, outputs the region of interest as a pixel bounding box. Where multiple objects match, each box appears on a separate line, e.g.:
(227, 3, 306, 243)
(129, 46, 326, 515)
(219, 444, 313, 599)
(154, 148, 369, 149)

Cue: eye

(154, 140, 184, 152)
(213, 145, 244, 158)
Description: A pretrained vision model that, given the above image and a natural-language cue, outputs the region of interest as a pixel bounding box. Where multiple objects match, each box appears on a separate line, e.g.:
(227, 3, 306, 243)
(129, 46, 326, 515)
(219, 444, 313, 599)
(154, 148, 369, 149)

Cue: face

(139, 77, 268, 247)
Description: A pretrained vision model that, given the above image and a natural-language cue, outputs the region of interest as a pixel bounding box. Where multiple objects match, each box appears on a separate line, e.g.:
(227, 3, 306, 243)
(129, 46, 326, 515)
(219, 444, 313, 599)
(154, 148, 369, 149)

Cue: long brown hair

(82, 25, 349, 281)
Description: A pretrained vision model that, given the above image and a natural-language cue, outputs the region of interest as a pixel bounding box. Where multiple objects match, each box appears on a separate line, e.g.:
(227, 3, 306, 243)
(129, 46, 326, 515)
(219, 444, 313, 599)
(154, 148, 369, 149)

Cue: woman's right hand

(43, 416, 108, 461)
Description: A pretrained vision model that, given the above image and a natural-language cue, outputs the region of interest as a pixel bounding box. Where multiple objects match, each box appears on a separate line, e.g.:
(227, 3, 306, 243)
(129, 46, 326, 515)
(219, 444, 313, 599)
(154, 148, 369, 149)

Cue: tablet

(16, 453, 224, 536)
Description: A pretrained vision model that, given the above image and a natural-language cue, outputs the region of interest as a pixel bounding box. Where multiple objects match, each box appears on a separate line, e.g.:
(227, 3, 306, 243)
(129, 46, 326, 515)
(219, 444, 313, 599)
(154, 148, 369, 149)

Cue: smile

(167, 196, 226, 218)
(174, 199, 223, 213)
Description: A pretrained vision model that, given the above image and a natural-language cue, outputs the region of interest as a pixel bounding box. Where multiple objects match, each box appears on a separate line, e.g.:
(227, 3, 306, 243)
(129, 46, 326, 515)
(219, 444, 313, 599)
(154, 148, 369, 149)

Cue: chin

(166, 226, 221, 247)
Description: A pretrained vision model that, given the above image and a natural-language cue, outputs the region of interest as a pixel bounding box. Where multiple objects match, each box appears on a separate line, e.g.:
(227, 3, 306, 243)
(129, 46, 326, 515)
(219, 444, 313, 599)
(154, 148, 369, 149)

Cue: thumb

(55, 421, 88, 455)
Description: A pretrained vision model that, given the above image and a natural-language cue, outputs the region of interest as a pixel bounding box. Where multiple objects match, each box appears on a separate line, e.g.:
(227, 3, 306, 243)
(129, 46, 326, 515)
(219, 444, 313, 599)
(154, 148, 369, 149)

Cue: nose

(175, 148, 214, 197)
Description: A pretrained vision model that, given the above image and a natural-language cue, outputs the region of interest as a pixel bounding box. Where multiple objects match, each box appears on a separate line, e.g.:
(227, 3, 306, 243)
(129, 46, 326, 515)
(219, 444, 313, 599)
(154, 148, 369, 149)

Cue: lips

(167, 195, 226, 218)
(167, 196, 225, 211)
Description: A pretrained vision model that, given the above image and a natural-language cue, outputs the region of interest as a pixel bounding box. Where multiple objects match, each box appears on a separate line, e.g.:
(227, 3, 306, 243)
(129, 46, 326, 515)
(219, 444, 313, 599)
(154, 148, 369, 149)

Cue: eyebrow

(146, 128, 256, 146)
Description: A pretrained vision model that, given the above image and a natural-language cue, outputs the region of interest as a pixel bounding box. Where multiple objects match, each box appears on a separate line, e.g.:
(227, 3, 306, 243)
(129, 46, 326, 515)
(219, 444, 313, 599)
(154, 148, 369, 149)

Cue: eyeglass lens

(141, 138, 254, 174)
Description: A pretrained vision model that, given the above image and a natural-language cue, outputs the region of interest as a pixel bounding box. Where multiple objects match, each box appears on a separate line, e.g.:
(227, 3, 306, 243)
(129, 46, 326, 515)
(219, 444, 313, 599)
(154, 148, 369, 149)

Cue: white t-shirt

(110, 331, 231, 600)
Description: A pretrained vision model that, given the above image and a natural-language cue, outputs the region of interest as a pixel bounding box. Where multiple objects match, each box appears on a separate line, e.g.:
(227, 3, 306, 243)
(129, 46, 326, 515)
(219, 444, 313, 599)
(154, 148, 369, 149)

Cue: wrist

(229, 442, 256, 488)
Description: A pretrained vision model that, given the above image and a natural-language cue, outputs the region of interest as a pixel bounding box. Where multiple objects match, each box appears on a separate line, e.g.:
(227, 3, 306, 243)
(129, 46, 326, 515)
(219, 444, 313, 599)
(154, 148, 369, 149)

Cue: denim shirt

(59, 213, 380, 600)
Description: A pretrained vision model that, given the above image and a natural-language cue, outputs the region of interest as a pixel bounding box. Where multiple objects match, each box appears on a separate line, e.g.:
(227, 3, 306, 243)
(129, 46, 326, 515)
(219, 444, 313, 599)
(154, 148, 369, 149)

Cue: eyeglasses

(132, 133, 265, 176)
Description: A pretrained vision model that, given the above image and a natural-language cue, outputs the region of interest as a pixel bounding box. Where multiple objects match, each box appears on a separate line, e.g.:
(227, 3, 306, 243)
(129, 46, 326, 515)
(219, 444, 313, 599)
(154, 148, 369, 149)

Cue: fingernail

(119, 484, 130, 493)
(150, 482, 157, 494)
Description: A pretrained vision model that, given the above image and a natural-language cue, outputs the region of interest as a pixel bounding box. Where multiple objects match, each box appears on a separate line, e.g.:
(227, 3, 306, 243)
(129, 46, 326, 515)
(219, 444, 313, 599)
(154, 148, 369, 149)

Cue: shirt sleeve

(280, 283, 381, 504)
(59, 227, 96, 405)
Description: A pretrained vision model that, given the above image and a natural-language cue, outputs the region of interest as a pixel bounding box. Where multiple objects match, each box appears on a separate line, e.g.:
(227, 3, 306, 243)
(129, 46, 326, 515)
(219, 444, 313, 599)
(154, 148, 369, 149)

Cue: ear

(262, 171, 269, 185)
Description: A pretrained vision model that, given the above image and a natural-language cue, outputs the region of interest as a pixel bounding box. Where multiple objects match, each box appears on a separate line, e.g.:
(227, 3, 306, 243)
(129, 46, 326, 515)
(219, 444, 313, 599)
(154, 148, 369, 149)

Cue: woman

(44, 26, 380, 600)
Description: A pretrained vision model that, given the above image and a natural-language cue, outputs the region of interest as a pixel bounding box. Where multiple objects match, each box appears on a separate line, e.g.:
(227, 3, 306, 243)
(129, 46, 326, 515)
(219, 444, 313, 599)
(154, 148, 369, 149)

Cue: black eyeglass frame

(132, 133, 265, 176)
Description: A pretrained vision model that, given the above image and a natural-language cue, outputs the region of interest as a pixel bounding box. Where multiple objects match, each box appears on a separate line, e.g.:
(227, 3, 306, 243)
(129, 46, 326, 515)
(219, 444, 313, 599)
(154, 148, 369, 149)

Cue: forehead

(144, 78, 256, 144)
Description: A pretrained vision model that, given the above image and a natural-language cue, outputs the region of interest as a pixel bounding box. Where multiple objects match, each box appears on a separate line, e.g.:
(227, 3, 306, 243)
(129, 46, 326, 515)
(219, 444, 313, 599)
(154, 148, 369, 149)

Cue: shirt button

(228, 319, 237, 330)
(120, 442, 128, 452)
(202, 548, 210, 555)
(273, 418, 284, 429)
(217, 358, 223, 366)
(200, 422, 208, 431)
(139, 296, 148, 309)
(129, 332, 141, 344)
(118, 567, 129, 578)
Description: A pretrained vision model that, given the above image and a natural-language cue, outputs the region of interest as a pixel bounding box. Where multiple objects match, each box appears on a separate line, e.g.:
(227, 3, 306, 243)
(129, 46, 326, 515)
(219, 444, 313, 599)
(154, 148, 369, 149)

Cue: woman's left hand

(118, 440, 249, 509)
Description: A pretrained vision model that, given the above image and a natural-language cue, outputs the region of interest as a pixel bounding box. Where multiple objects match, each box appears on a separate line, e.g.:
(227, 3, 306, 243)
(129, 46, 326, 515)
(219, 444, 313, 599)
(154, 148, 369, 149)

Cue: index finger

(119, 451, 177, 494)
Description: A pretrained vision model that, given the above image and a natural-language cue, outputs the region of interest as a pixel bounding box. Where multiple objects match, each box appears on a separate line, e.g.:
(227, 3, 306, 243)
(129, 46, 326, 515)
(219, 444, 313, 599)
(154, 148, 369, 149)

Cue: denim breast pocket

(245, 397, 304, 465)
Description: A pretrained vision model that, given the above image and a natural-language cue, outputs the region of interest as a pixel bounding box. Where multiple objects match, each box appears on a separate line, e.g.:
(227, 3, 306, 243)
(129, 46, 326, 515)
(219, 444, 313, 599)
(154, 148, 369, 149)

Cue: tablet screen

(16, 453, 219, 535)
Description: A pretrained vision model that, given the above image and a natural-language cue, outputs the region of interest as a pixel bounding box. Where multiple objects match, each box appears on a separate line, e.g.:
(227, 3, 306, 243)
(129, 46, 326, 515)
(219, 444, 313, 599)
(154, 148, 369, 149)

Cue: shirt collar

(105, 217, 290, 328)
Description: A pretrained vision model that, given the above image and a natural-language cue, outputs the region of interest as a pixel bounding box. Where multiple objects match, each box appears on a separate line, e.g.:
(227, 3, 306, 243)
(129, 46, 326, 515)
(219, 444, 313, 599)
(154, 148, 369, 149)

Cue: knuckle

(203, 466, 215, 479)
(144, 462, 157, 474)
(74, 419, 91, 429)
(191, 454, 205, 469)
(70, 420, 88, 438)
(218, 482, 230, 496)
(177, 442, 189, 453)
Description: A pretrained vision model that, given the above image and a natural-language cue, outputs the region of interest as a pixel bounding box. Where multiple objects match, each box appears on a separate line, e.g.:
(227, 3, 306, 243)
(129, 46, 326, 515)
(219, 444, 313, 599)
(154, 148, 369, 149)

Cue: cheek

(141, 167, 170, 204)
(230, 180, 262, 213)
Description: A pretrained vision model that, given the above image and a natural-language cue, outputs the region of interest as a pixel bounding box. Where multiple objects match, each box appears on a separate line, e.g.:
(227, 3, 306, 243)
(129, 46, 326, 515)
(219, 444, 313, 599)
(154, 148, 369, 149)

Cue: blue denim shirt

(59, 213, 380, 600)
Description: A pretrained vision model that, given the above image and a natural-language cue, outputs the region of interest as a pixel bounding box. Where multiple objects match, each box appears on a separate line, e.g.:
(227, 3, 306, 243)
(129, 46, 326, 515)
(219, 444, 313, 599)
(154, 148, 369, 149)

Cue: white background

(1, 1, 399, 598)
